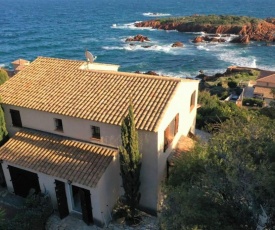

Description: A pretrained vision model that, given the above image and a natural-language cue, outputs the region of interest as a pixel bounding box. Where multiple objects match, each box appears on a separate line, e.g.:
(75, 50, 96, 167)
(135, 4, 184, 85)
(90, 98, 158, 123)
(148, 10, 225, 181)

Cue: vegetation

(0, 100, 8, 146)
(242, 98, 264, 107)
(0, 69, 9, 85)
(196, 91, 251, 130)
(119, 103, 142, 223)
(159, 15, 263, 26)
(1, 193, 53, 230)
(161, 116, 275, 230)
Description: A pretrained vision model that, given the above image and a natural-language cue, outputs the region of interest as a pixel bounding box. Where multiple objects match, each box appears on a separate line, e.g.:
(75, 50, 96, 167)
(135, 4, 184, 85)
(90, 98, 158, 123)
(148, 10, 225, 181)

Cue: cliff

(135, 15, 275, 42)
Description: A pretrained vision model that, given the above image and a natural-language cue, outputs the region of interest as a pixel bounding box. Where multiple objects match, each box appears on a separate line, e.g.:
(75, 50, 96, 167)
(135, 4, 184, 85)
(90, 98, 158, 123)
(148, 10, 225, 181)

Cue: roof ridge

(37, 56, 182, 82)
(257, 73, 275, 81)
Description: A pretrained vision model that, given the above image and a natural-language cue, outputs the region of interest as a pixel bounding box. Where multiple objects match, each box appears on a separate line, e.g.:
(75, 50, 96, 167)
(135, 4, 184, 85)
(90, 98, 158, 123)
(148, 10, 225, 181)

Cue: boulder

(125, 34, 150, 42)
(145, 71, 159, 76)
(230, 35, 250, 44)
(171, 41, 184, 47)
(193, 36, 204, 43)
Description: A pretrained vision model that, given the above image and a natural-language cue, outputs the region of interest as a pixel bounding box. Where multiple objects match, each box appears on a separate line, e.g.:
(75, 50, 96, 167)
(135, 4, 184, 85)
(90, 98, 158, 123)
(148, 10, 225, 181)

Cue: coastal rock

(230, 35, 250, 44)
(193, 36, 204, 43)
(171, 41, 184, 47)
(135, 70, 159, 76)
(135, 15, 275, 42)
(125, 34, 150, 42)
(145, 71, 159, 76)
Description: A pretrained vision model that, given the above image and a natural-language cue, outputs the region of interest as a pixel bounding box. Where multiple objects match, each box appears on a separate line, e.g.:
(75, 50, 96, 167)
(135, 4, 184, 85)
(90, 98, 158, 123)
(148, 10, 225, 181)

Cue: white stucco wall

(1, 79, 199, 214)
(156, 80, 199, 209)
(1, 159, 118, 227)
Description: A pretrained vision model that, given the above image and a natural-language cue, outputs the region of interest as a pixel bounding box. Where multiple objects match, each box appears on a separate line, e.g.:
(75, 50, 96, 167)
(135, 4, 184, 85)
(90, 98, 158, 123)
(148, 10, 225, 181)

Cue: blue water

(1, 0, 275, 77)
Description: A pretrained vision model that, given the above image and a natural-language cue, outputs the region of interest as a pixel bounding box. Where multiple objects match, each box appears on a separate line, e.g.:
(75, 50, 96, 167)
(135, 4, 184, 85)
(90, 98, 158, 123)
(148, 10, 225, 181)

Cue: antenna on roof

(85, 50, 96, 63)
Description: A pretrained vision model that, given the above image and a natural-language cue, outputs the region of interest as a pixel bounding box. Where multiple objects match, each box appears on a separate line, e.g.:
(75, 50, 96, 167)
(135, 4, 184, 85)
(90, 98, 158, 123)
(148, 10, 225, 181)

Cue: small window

(91, 126, 101, 139)
(190, 90, 196, 111)
(10, 109, 22, 127)
(54, 118, 63, 132)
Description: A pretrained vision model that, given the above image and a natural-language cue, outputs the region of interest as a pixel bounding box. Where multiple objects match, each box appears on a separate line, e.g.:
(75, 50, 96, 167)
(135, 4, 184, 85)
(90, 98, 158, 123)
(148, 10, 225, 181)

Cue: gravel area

(46, 211, 159, 230)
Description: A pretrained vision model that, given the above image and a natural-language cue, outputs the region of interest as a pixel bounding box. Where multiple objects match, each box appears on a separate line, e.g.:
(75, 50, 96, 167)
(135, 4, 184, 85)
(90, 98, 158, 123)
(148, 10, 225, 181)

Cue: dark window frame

(10, 109, 22, 127)
(54, 118, 63, 132)
(164, 113, 179, 152)
(91, 126, 101, 139)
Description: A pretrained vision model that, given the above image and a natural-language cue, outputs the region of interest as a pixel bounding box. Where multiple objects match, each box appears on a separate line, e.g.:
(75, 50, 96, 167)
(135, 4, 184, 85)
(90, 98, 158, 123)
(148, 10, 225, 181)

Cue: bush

(227, 81, 237, 88)
(6, 193, 53, 230)
(243, 98, 263, 107)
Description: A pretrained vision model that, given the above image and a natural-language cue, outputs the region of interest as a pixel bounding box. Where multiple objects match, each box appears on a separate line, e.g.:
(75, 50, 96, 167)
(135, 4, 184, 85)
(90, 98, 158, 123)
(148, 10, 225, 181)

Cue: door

(0, 164, 6, 187)
(80, 188, 93, 225)
(9, 166, 40, 197)
(55, 180, 69, 219)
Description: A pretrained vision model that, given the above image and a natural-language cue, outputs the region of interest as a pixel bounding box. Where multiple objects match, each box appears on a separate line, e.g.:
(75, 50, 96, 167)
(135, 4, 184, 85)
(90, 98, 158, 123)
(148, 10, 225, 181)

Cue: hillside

(135, 15, 275, 42)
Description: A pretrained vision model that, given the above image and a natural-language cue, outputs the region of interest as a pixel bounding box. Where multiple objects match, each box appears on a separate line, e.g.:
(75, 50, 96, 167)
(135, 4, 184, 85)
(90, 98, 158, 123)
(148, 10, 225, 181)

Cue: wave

(142, 12, 171, 17)
(111, 21, 155, 31)
(0, 64, 5, 68)
(80, 37, 99, 43)
(102, 43, 184, 55)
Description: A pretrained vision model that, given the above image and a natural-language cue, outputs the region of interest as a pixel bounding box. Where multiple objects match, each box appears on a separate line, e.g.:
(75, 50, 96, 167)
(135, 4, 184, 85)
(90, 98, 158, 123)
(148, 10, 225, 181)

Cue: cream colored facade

(2, 79, 198, 215)
(0, 57, 199, 227)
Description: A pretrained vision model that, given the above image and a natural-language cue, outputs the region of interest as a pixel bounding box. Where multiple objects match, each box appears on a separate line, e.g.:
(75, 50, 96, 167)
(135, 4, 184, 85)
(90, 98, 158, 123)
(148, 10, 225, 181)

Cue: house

(0, 57, 199, 226)
(11, 58, 30, 74)
(254, 71, 275, 104)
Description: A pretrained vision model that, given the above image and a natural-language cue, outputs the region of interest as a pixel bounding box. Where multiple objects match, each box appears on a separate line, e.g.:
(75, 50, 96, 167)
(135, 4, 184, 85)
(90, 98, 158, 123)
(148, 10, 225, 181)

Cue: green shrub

(227, 81, 238, 88)
(243, 98, 263, 107)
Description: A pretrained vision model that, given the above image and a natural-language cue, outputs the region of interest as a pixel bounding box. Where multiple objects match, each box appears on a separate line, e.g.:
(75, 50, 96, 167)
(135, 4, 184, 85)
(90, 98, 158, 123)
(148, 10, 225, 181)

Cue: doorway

(71, 185, 93, 225)
(9, 166, 41, 197)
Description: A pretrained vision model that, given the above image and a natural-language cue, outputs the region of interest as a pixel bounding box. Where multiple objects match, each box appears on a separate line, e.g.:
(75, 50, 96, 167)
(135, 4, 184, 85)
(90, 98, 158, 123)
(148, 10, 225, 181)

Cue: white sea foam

(142, 12, 171, 17)
(196, 45, 210, 51)
(0, 64, 5, 68)
(217, 49, 258, 68)
(111, 21, 155, 31)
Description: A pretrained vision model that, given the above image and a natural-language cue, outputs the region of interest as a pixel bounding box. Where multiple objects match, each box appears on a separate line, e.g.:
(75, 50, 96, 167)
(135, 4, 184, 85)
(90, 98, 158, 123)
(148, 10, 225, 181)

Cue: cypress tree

(119, 103, 142, 222)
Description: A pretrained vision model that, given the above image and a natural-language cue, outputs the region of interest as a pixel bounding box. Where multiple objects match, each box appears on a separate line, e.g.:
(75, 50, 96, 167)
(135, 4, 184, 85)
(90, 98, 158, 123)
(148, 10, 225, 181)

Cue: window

(91, 126, 101, 139)
(10, 109, 22, 127)
(164, 114, 179, 152)
(54, 118, 63, 132)
(190, 90, 196, 111)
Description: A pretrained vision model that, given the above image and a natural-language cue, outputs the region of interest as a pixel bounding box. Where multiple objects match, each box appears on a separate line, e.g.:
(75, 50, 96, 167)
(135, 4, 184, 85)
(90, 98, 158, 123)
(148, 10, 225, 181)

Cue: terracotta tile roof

(0, 129, 116, 187)
(12, 59, 30, 65)
(254, 86, 274, 99)
(257, 73, 275, 84)
(0, 57, 184, 132)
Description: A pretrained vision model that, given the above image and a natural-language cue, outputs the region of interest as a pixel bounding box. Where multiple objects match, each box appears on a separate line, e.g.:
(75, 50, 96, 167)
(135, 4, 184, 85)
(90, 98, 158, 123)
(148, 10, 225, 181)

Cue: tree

(0, 98, 8, 145)
(119, 103, 142, 223)
(0, 69, 9, 85)
(270, 88, 275, 99)
(161, 116, 275, 230)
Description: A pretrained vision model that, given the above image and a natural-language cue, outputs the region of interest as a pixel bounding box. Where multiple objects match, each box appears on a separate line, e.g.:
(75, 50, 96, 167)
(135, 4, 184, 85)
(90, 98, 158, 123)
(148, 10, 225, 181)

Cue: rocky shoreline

(135, 15, 275, 43)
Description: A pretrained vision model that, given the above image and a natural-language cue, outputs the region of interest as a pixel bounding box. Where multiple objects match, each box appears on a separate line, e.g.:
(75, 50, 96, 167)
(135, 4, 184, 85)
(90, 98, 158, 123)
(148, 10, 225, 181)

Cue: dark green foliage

(0, 104, 8, 145)
(161, 117, 275, 230)
(159, 15, 262, 26)
(0, 69, 8, 85)
(5, 193, 53, 230)
(243, 98, 264, 107)
(259, 106, 275, 119)
(227, 80, 238, 88)
(196, 91, 251, 130)
(119, 103, 142, 222)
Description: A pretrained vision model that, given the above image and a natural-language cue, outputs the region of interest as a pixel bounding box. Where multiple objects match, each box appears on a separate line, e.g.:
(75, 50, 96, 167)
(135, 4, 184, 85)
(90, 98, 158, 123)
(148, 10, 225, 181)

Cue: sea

(1, 0, 275, 78)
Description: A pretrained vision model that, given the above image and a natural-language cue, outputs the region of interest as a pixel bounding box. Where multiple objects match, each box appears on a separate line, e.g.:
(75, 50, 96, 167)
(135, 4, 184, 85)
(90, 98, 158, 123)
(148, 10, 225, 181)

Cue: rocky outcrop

(193, 35, 227, 43)
(125, 34, 150, 42)
(135, 15, 275, 42)
(230, 35, 250, 44)
(171, 41, 184, 47)
(135, 70, 159, 76)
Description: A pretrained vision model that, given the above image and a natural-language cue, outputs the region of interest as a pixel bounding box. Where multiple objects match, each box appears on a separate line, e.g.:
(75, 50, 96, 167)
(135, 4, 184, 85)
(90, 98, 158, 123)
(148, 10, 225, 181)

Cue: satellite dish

(85, 50, 96, 63)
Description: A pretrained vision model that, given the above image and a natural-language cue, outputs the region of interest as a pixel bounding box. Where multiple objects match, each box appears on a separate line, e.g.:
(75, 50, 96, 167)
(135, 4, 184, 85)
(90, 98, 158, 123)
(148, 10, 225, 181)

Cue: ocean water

(1, 0, 275, 77)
